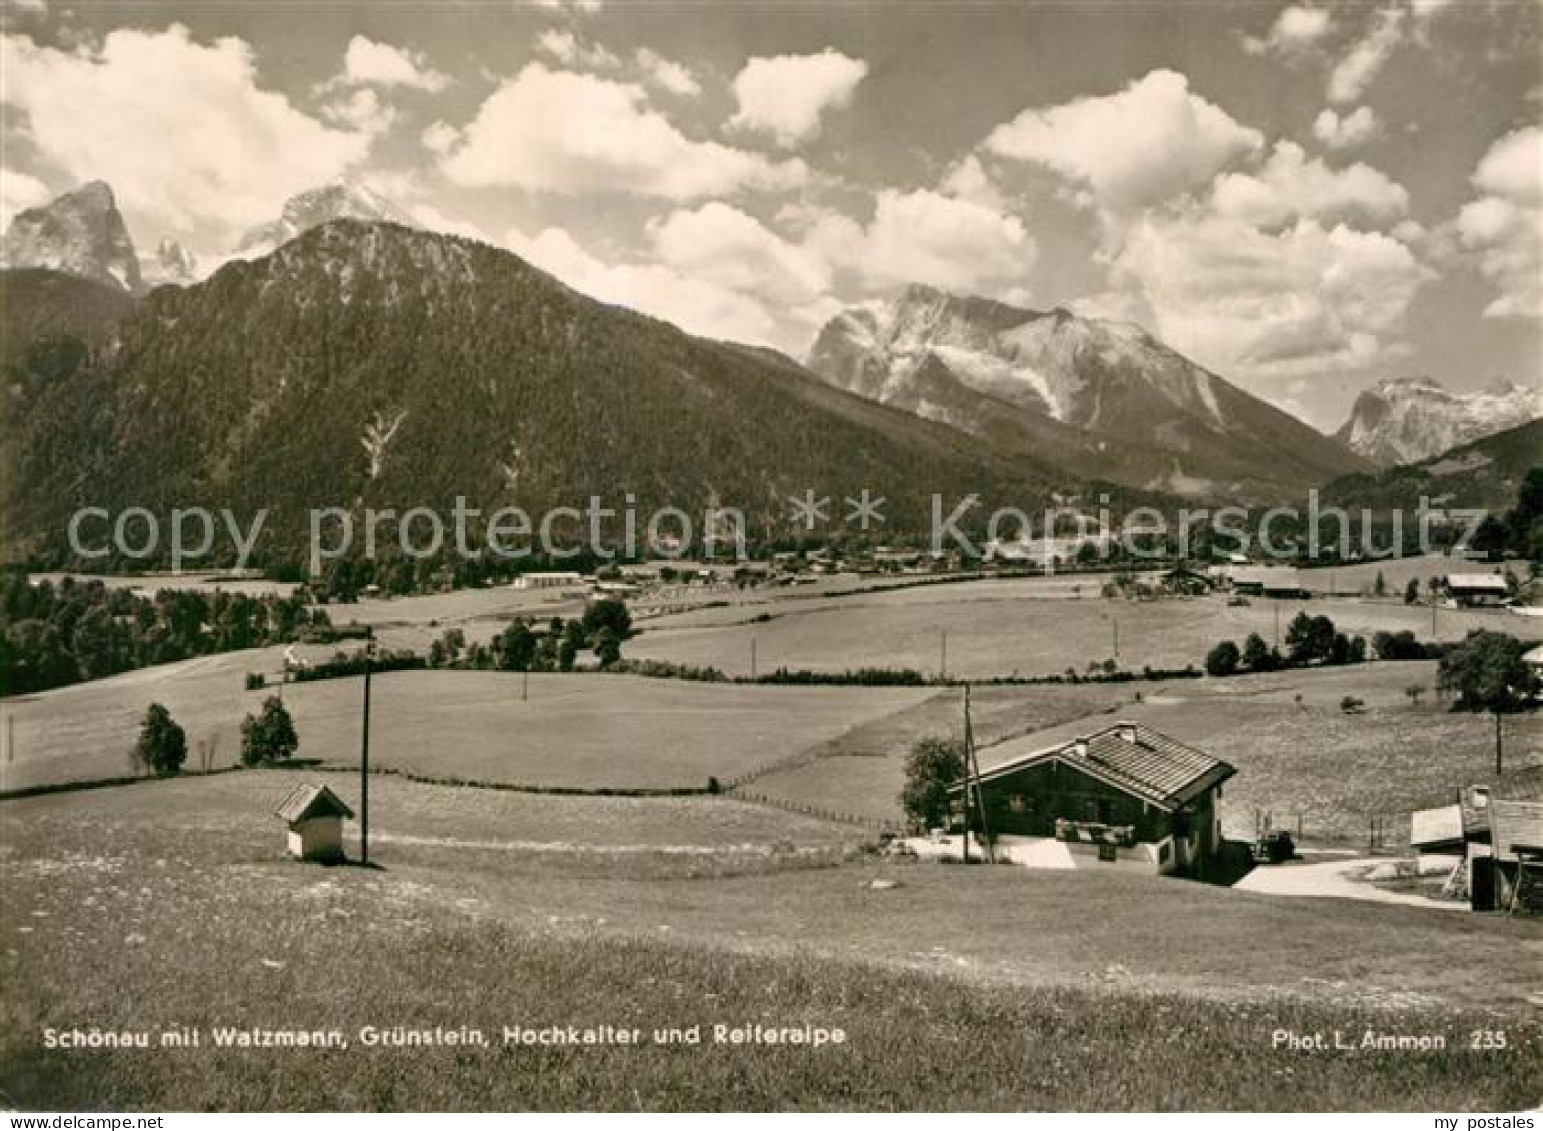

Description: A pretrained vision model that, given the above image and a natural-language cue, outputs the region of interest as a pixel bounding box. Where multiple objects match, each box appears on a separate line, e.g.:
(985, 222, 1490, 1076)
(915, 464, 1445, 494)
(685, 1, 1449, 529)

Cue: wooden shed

(1489, 799, 1543, 914)
(275, 784, 354, 863)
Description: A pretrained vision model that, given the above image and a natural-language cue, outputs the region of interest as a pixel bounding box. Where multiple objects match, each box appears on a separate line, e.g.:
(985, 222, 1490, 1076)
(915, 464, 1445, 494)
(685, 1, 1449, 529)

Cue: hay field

(2, 770, 1538, 1110)
(2, 666, 927, 793)
(628, 579, 1541, 679)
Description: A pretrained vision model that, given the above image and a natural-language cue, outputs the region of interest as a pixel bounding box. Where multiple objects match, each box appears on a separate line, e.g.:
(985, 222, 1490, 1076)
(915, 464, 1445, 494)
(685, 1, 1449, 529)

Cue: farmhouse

(1159, 566, 1214, 595)
(952, 722, 1235, 875)
(275, 783, 354, 863)
(1445, 572, 1510, 607)
(1226, 567, 1311, 600)
(513, 571, 586, 590)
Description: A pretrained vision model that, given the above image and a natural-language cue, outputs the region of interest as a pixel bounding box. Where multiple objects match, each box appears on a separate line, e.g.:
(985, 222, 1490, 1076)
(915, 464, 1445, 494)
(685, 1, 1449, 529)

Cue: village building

(1444, 572, 1510, 607)
(1409, 772, 1543, 912)
(275, 783, 354, 863)
(512, 571, 586, 590)
(1159, 566, 1215, 596)
(1224, 567, 1312, 600)
(948, 722, 1235, 875)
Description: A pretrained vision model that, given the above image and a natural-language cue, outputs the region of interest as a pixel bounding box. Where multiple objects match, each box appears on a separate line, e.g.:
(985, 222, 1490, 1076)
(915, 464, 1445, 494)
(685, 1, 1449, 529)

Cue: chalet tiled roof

(275, 783, 354, 825)
(1446, 573, 1509, 592)
(970, 722, 1235, 811)
(1490, 800, 1543, 863)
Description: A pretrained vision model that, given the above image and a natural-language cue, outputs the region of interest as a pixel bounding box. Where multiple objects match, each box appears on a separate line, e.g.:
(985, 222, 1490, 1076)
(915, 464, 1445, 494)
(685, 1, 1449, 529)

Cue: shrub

(1205, 640, 1240, 677)
(1372, 629, 1428, 661)
(900, 737, 965, 831)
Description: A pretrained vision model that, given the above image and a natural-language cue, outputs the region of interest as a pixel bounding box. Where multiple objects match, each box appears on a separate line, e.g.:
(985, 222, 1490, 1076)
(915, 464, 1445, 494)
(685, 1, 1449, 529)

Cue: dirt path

(1235, 856, 1465, 911)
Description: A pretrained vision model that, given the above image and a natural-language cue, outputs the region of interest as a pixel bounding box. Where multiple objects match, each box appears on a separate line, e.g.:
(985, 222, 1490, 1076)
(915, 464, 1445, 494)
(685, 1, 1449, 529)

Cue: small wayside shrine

(275, 783, 355, 863)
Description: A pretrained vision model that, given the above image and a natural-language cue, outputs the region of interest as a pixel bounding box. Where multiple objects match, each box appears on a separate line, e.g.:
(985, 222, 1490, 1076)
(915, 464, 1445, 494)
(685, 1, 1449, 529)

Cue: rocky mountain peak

(0, 180, 142, 293)
(806, 284, 1367, 498)
(235, 179, 417, 258)
(1335, 375, 1542, 466)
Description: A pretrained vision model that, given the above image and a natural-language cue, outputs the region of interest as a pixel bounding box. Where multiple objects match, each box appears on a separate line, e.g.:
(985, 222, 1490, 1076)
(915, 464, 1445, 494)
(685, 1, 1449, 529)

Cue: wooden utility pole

(1495, 711, 1504, 776)
(522, 667, 529, 702)
(964, 683, 993, 863)
(359, 630, 374, 865)
(959, 682, 970, 865)
(751, 637, 758, 680)
(1111, 615, 1119, 659)
(940, 631, 948, 682)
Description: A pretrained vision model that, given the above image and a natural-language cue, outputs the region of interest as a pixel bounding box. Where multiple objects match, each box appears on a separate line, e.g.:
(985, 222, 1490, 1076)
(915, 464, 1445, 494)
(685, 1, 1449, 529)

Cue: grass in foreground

(3, 922, 1537, 1112)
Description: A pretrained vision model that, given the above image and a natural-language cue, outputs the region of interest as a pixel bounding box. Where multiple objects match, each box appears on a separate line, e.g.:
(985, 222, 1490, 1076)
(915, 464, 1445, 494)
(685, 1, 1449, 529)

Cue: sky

(0, 0, 1539, 431)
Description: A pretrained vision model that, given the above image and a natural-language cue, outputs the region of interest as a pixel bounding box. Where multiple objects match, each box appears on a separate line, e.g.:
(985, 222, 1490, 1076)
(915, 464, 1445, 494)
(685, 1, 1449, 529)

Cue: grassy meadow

(2, 769, 1539, 1111)
(2, 667, 929, 793)
(627, 577, 1541, 679)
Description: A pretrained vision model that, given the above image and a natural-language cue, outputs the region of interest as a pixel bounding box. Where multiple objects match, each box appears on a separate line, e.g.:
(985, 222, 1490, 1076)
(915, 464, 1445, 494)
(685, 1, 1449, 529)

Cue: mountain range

(1321, 416, 1543, 514)
(2, 178, 1537, 563)
(2, 220, 1080, 566)
(1333, 376, 1541, 466)
(806, 286, 1368, 499)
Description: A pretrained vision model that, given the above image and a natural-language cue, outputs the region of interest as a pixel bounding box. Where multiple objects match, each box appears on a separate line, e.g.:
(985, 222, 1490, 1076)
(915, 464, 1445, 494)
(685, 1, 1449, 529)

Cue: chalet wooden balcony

(1054, 818, 1138, 847)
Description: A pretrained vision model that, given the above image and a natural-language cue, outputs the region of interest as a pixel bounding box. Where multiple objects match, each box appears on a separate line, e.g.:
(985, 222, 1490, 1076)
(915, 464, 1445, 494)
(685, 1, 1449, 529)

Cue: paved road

(1235, 856, 1465, 911)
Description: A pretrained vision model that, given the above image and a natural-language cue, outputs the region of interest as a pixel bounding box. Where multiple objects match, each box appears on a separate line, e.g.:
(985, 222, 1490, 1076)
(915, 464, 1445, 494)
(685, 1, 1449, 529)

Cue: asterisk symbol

(845, 489, 886, 530)
(787, 489, 831, 530)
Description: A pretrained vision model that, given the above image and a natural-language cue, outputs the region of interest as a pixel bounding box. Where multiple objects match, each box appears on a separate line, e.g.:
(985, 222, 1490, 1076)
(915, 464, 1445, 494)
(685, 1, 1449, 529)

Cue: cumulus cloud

(319, 87, 398, 138)
(1472, 124, 1542, 206)
(1312, 105, 1381, 149)
(648, 202, 830, 305)
(534, 29, 619, 70)
(1111, 208, 1432, 376)
(1328, 6, 1406, 104)
(984, 69, 1263, 221)
(420, 120, 460, 156)
(440, 64, 806, 200)
(636, 47, 700, 97)
(507, 224, 785, 346)
(526, 0, 602, 13)
(798, 188, 1036, 294)
(0, 166, 50, 227)
(1242, 5, 1335, 56)
(331, 35, 449, 93)
(1456, 126, 1542, 317)
(0, 25, 370, 236)
(1210, 141, 1408, 228)
(938, 153, 1010, 211)
(729, 49, 868, 147)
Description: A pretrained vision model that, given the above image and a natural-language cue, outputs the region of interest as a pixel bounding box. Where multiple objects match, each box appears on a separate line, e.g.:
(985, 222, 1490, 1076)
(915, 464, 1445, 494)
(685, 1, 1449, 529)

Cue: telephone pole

(964, 683, 993, 863)
(940, 630, 948, 681)
(359, 629, 374, 865)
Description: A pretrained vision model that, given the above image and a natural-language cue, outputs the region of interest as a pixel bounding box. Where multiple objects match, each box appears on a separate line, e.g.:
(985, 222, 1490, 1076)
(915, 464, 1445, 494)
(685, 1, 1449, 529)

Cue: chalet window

(1098, 800, 1116, 824)
(1008, 794, 1028, 814)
